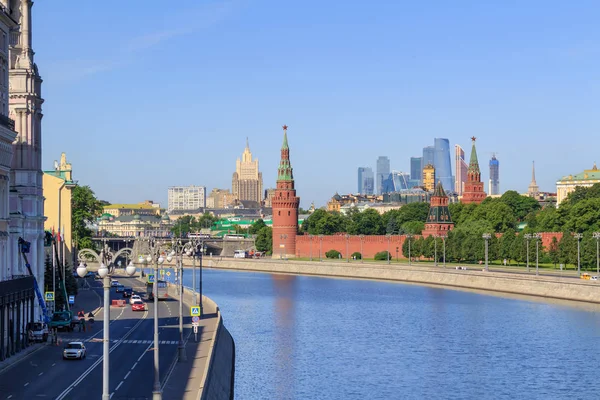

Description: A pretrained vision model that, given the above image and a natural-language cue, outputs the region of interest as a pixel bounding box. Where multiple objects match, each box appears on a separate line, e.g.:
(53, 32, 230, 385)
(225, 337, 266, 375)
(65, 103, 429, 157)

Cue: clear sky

(35, 0, 600, 208)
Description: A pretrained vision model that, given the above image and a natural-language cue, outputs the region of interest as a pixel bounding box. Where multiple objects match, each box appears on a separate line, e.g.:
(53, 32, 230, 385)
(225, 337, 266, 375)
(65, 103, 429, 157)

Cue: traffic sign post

(190, 306, 201, 317)
(193, 324, 199, 341)
(45, 291, 55, 302)
(147, 274, 155, 284)
(68, 295, 75, 305)
(192, 316, 200, 323)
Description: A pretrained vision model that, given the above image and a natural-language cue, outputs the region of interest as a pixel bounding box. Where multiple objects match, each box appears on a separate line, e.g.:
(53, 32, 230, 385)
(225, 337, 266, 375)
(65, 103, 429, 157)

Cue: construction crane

(18, 237, 49, 323)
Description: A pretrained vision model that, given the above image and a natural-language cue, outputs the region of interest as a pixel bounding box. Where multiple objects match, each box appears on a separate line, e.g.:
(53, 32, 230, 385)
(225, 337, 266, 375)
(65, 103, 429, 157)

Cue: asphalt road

(0, 276, 186, 400)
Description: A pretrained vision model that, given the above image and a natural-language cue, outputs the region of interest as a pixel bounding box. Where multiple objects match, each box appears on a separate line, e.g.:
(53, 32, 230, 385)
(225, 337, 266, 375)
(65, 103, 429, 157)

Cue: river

(181, 268, 600, 399)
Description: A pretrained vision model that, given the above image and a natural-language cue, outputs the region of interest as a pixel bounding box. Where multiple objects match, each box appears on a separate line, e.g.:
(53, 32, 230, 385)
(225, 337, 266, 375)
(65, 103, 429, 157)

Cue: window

(278, 211, 281, 216)
(288, 211, 291, 216)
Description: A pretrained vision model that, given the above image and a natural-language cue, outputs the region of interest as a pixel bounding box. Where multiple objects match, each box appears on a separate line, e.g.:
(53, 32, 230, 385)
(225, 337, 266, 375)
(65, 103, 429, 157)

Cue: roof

(468, 138, 480, 174)
(433, 180, 447, 197)
(104, 204, 156, 210)
(558, 163, 600, 182)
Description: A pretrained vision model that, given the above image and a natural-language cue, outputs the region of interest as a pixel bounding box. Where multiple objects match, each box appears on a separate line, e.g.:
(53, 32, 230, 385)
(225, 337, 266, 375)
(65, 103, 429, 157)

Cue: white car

(63, 342, 86, 360)
(592, 276, 598, 281)
(130, 294, 142, 305)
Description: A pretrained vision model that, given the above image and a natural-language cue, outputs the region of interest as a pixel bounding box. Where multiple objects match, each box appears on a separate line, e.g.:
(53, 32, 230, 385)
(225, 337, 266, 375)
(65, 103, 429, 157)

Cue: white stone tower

(8, 0, 45, 319)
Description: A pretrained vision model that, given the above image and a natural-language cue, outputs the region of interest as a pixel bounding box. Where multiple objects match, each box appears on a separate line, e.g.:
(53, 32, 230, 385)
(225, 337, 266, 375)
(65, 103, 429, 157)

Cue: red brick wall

(295, 234, 411, 259)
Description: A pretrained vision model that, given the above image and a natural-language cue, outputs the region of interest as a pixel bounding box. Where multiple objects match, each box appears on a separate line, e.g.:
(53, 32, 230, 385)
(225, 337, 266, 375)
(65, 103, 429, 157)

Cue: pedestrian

(88, 312, 94, 326)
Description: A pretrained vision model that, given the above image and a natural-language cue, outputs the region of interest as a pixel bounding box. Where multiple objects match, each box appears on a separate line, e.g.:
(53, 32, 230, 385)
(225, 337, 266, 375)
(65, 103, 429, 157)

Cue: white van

(234, 250, 246, 259)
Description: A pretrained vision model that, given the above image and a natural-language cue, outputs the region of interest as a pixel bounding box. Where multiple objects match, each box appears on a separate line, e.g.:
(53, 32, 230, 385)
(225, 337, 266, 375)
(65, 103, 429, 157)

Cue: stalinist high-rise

(232, 138, 263, 204)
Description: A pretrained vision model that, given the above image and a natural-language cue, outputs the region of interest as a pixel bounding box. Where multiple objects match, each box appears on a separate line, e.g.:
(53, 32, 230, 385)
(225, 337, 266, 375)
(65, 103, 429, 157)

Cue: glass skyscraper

(433, 138, 453, 192)
(357, 167, 374, 195)
(382, 171, 410, 193)
(376, 156, 390, 195)
(422, 146, 434, 171)
(410, 157, 422, 183)
(455, 145, 467, 195)
(489, 155, 500, 195)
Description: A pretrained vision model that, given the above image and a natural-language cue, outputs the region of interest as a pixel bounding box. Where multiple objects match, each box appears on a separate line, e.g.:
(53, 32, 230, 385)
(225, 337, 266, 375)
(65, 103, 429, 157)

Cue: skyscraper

(382, 171, 410, 193)
(489, 155, 500, 195)
(232, 138, 263, 203)
(433, 138, 453, 193)
(410, 157, 422, 187)
(422, 164, 436, 192)
(376, 156, 390, 195)
(454, 145, 468, 195)
(422, 146, 434, 171)
(357, 167, 374, 195)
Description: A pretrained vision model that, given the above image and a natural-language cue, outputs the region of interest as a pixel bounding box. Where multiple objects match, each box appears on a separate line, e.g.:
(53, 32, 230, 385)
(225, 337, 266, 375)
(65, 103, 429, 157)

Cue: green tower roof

(468, 136, 480, 174)
(277, 125, 294, 181)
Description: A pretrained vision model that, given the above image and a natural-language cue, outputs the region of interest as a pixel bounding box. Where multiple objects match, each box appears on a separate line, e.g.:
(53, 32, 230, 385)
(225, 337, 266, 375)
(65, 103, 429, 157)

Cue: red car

(131, 300, 147, 311)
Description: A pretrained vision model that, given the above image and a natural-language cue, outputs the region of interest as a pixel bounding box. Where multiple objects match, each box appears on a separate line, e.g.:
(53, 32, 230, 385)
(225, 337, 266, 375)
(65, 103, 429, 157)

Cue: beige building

(43, 153, 77, 261)
(556, 163, 600, 205)
(98, 213, 172, 237)
(422, 163, 436, 191)
(207, 188, 236, 209)
(167, 185, 205, 212)
(263, 188, 276, 207)
(232, 138, 263, 203)
(103, 201, 161, 218)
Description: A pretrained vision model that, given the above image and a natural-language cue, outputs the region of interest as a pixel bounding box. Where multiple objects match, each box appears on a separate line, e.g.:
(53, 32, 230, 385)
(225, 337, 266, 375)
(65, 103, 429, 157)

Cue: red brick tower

(272, 125, 300, 259)
(422, 180, 454, 237)
(461, 137, 487, 204)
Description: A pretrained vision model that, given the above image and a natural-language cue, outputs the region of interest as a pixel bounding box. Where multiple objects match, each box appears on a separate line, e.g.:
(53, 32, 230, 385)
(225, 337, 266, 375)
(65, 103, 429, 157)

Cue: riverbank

(198, 258, 600, 304)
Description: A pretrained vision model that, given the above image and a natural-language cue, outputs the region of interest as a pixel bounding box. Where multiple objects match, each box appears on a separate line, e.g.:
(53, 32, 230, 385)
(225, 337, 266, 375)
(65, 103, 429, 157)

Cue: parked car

(129, 294, 142, 305)
(27, 322, 48, 342)
(122, 287, 133, 297)
(63, 342, 86, 360)
(131, 300, 148, 312)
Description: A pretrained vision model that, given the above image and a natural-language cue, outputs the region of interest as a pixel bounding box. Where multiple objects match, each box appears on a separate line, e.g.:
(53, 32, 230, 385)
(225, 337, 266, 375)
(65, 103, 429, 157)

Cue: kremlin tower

(461, 137, 487, 204)
(271, 125, 300, 259)
(422, 180, 454, 237)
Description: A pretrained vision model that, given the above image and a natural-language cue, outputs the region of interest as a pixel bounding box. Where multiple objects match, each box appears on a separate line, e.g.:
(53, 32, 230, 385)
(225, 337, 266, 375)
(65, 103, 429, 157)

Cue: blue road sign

(45, 291, 54, 302)
(147, 274, 155, 284)
(190, 306, 201, 316)
(192, 316, 200, 323)
(68, 295, 75, 305)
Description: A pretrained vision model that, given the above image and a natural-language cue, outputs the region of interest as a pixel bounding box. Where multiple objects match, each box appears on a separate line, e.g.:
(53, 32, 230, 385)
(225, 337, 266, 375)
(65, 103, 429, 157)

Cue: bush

(374, 251, 391, 261)
(325, 249, 341, 259)
(351, 252, 362, 260)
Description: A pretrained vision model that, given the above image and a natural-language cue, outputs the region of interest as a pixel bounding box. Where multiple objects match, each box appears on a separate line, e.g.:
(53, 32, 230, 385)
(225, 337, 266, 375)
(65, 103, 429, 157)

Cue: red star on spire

(282, 124, 288, 131)
(471, 136, 477, 142)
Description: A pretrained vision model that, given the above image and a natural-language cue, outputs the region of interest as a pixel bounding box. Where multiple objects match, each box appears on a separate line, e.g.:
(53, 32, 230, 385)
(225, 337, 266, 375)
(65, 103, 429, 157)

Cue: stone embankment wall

(199, 296, 235, 400)
(206, 258, 600, 304)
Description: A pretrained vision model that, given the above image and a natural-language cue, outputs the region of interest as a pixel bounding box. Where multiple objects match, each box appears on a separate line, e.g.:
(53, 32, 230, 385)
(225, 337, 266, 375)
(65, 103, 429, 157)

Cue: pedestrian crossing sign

(190, 306, 201, 316)
(45, 291, 55, 302)
(147, 274, 155, 284)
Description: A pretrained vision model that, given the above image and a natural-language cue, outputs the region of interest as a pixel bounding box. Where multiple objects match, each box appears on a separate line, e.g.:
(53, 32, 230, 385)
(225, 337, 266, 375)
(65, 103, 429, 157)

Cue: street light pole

(442, 234, 446, 268)
(575, 233, 583, 274)
(483, 233, 491, 272)
(309, 234, 313, 261)
(386, 234, 391, 264)
(434, 235, 438, 267)
(524, 233, 532, 273)
(146, 239, 165, 400)
(407, 234, 413, 265)
(594, 232, 600, 276)
(534, 233, 542, 276)
(345, 234, 350, 262)
(319, 235, 323, 261)
(171, 240, 186, 363)
(359, 235, 364, 263)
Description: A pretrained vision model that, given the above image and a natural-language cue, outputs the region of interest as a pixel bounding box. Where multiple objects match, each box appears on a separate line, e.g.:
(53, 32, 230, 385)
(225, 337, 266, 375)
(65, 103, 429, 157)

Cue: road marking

(115, 381, 123, 391)
(52, 363, 56, 366)
(55, 310, 148, 400)
(124, 371, 131, 380)
(7, 395, 13, 399)
(38, 372, 43, 376)
(131, 362, 137, 370)
(24, 383, 29, 387)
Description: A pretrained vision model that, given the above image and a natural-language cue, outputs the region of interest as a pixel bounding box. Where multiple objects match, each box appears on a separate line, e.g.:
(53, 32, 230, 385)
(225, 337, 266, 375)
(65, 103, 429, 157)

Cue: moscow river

(182, 268, 600, 400)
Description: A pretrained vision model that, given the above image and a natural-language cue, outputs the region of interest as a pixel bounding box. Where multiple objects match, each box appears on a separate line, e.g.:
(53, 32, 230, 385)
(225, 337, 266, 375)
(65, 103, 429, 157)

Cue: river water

(181, 268, 600, 400)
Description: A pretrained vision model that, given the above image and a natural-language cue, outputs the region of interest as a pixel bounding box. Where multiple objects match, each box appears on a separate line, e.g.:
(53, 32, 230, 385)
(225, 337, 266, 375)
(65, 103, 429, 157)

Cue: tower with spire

(527, 161, 539, 198)
(272, 125, 300, 259)
(422, 180, 454, 238)
(461, 137, 487, 204)
(232, 136, 263, 204)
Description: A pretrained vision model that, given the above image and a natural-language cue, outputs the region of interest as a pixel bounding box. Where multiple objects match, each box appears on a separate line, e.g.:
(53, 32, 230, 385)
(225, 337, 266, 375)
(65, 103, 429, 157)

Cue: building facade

(232, 138, 263, 203)
(167, 186, 206, 213)
(382, 171, 410, 193)
(206, 188, 235, 209)
(376, 156, 390, 195)
(461, 137, 487, 204)
(422, 181, 454, 238)
(263, 188, 276, 207)
(104, 201, 161, 218)
(454, 144, 467, 195)
(410, 156, 422, 186)
(357, 167, 374, 195)
(272, 126, 299, 259)
(422, 163, 435, 192)
(98, 213, 172, 237)
(433, 138, 453, 193)
(489, 154, 500, 195)
(43, 153, 77, 264)
(556, 163, 600, 205)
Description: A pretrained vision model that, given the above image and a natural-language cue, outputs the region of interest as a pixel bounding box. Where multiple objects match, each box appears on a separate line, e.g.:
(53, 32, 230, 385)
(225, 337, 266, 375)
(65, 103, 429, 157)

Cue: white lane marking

(38, 372, 43, 376)
(24, 383, 29, 387)
(55, 310, 148, 400)
(109, 393, 114, 399)
(52, 363, 56, 366)
(115, 381, 123, 391)
(8, 395, 13, 399)
(124, 371, 131, 380)
(131, 362, 137, 370)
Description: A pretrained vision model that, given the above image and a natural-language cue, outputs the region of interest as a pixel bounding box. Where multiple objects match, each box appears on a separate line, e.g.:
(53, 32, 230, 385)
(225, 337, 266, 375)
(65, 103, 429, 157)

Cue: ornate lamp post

(359, 234, 364, 263)
(575, 233, 583, 274)
(524, 233, 532, 273)
(441, 234, 447, 268)
(482, 233, 491, 272)
(407, 234, 413, 265)
(345, 234, 350, 263)
(533, 233, 542, 276)
(319, 234, 323, 262)
(76, 241, 136, 400)
(433, 235, 438, 267)
(170, 239, 187, 362)
(308, 234, 313, 261)
(386, 234, 391, 264)
(593, 232, 600, 276)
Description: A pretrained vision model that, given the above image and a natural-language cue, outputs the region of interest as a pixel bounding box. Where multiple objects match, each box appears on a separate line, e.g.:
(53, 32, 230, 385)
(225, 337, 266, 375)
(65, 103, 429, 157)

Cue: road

(0, 276, 186, 400)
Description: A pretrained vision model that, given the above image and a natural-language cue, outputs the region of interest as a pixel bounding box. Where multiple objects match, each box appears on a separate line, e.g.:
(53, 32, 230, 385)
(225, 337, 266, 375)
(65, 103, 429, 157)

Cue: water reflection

(272, 274, 297, 400)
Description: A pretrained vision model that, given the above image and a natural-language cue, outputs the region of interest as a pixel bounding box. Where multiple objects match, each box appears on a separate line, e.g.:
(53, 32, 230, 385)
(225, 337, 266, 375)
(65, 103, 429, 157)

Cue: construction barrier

(111, 299, 126, 307)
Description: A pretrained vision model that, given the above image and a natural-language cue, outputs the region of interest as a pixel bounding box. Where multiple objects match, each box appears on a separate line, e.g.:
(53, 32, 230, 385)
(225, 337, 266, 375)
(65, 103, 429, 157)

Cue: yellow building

(43, 153, 77, 262)
(556, 163, 600, 205)
(103, 200, 161, 217)
(422, 163, 436, 191)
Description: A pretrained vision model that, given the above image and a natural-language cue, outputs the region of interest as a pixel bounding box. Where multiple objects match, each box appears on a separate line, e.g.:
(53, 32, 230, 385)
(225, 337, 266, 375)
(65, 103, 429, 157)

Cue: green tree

(386, 216, 399, 234)
(248, 219, 267, 235)
(499, 190, 541, 221)
(401, 221, 424, 234)
(499, 229, 516, 263)
(422, 236, 434, 259)
(255, 226, 273, 254)
(72, 185, 104, 247)
(535, 206, 561, 232)
(352, 209, 384, 235)
(171, 215, 196, 237)
(197, 213, 217, 230)
(558, 232, 576, 269)
(561, 183, 600, 208)
(301, 209, 328, 234)
(397, 202, 430, 226)
(471, 198, 516, 232)
(548, 236, 559, 268)
(325, 249, 341, 259)
(564, 198, 600, 233)
(315, 212, 348, 235)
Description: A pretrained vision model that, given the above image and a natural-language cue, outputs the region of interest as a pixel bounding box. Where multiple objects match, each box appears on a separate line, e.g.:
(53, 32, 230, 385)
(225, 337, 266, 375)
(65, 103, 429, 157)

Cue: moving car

(129, 294, 142, 305)
(111, 280, 120, 287)
(115, 284, 125, 293)
(131, 300, 148, 311)
(122, 287, 133, 297)
(63, 342, 86, 360)
(27, 322, 48, 342)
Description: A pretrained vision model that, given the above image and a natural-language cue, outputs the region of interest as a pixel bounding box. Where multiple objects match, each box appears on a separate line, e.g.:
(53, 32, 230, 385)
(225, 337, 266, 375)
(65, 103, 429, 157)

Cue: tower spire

(278, 125, 293, 181)
(468, 136, 480, 174)
(531, 161, 536, 184)
(245, 136, 249, 150)
(528, 160, 539, 197)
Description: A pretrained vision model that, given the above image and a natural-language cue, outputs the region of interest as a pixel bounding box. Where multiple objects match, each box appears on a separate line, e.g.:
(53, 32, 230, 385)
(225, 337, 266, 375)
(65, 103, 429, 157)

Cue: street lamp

(385, 234, 391, 264)
(441, 234, 447, 268)
(76, 242, 136, 400)
(534, 233, 542, 276)
(433, 235, 438, 267)
(407, 234, 413, 265)
(308, 234, 313, 261)
(345, 234, 350, 263)
(575, 233, 583, 274)
(319, 235, 323, 262)
(594, 232, 600, 276)
(396, 246, 399, 262)
(170, 240, 187, 362)
(359, 234, 364, 263)
(482, 233, 491, 272)
(524, 233, 532, 273)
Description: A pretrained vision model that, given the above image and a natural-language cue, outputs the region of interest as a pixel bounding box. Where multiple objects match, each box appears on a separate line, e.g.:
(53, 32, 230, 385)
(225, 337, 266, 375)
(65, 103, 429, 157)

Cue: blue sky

(35, 0, 600, 208)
